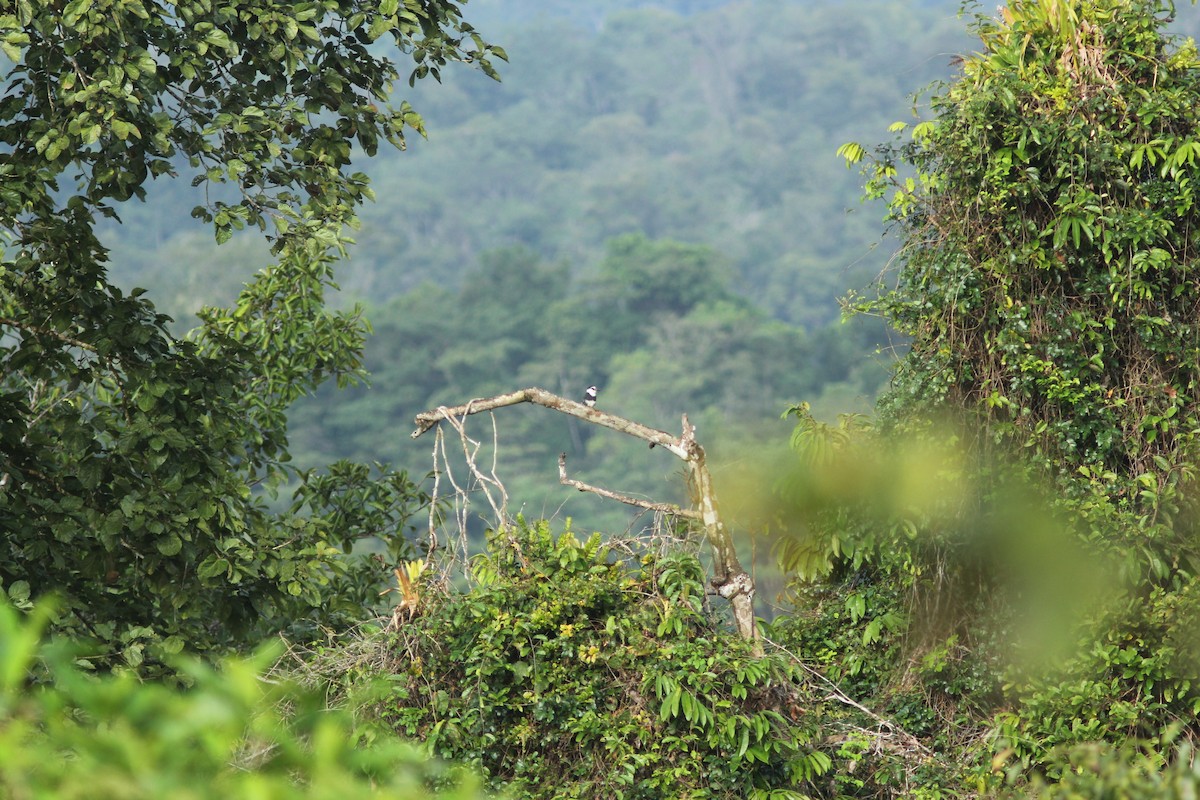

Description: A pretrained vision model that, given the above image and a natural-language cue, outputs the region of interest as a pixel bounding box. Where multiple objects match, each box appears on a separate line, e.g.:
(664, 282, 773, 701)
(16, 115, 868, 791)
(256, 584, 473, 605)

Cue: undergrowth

(364, 518, 831, 799)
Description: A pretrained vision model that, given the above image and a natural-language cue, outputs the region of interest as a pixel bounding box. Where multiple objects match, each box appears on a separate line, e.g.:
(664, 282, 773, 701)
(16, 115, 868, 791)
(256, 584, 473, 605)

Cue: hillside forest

(96, 0, 976, 535)
(8, 0, 1200, 798)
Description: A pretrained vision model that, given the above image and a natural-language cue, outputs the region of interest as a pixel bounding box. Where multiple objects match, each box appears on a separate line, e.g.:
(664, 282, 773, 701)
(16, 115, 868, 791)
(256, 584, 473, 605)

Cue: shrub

(378, 519, 830, 799)
(0, 601, 483, 800)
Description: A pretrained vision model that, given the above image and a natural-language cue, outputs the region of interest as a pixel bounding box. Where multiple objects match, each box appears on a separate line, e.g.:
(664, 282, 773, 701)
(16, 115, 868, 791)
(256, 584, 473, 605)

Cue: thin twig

(1, 316, 98, 352)
(763, 635, 935, 757)
(557, 453, 700, 520)
(440, 405, 508, 524)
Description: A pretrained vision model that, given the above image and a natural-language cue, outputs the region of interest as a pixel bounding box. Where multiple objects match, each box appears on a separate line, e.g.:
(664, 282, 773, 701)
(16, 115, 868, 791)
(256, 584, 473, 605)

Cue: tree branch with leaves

(0, 0, 504, 671)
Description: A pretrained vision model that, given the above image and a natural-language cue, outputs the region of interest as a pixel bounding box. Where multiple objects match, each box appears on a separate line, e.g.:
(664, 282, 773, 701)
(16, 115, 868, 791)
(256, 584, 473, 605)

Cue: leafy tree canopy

(0, 0, 503, 671)
(855, 0, 1200, 510)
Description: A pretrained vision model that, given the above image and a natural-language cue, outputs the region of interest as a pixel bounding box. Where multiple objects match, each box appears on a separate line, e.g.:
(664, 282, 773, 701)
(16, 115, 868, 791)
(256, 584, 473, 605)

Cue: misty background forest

(98, 0, 971, 533)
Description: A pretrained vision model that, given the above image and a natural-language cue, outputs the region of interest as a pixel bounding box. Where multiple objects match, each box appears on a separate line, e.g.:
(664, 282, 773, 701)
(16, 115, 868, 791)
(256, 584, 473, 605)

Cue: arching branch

(412, 387, 686, 457)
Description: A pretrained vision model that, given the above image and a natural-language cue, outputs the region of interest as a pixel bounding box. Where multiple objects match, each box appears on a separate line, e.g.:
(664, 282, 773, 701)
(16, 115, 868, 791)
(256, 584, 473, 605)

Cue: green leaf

(197, 558, 230, 580)
(845, 592, 866, 624)
(158, 635, 185, 655)
(205, 29, 233, 52)
(2, 33, 29, 63)
(737, 725, 750, 758)
(61, 0, 93, 25)
(7, 581, 30, 604)
(836, 141, 866, 166)
(157, 534, 183, 556)
(0, 603, 49, 695)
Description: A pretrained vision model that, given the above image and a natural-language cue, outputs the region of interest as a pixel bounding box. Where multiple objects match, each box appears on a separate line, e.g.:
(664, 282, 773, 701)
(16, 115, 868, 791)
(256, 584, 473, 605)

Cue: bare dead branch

(413, 387, 687, 457)
(425, 409, 512, 575)
(558, 452, 701, 520)
(413, 386, 760, 651)
(441, 408, 509, 521)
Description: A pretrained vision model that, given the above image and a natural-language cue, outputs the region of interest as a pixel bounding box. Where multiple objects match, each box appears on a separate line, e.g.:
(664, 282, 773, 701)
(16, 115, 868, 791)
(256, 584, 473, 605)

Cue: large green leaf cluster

(1017, 735, 1200, 798)
(379, 519, 830, 799)
(0, 601, 486, 799)
(0, 0, 501, 670)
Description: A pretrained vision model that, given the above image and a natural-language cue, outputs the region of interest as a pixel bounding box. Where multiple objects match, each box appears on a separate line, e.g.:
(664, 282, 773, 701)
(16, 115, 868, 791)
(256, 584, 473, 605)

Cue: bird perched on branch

(583, 385, 598, 408)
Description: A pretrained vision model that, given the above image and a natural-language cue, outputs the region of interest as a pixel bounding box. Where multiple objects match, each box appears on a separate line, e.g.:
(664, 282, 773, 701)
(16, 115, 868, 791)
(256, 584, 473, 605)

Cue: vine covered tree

(0, 0, 503, 671)
(822, 0, 1200, 785)
(850, 0, 1200, 505)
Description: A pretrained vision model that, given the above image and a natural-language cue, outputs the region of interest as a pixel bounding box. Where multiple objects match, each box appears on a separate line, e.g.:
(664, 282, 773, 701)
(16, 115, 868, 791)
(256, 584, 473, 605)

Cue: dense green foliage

(866, 1, 1200, 761)
(0, 0, 501, 670)
(376, 519, 830, 799)
(0, 601, 485, 799)
(1020, 736, 1200, 798)
(767, 0, 1200, 794)
(864, 0, 1200, 497)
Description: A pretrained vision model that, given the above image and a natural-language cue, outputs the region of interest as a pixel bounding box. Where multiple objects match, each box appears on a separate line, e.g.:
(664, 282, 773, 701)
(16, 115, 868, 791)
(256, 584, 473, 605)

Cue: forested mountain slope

(106, 0, 970, 329)
(341, 1, 968, 328)
(90, 0, 976, 536)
